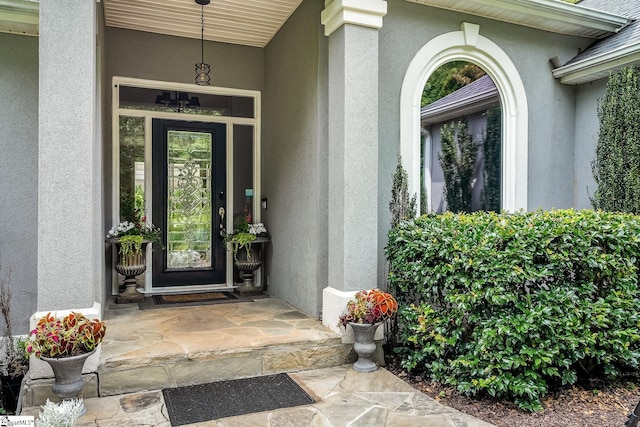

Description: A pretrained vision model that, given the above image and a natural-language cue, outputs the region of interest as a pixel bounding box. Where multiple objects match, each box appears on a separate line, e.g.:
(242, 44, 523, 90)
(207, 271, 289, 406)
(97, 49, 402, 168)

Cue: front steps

(20, 297, 351, 407)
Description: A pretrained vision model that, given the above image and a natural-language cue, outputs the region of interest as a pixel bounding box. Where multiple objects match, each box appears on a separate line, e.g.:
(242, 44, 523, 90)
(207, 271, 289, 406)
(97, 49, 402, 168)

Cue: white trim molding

(400, 22, 528, 213)
(321, 0, 387, 37)
(405, 0, 629, 39)
(552, 42, 640, 85)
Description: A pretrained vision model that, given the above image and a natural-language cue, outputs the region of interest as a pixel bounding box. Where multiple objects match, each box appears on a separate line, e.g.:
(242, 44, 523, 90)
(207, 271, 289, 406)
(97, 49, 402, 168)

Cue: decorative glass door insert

(166, 130, 212, 270)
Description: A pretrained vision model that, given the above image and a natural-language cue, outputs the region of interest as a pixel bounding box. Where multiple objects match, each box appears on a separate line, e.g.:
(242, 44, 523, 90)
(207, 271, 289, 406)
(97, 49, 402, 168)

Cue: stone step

(96, 336, 349, 397)
(20, 297, 352, 408)
(21, 339, 349, 408)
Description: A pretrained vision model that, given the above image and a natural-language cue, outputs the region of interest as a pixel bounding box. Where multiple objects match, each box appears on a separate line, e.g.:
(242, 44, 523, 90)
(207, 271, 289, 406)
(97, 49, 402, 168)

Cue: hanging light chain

(201, 2, 205, 64)
(195, 0, 211, 86)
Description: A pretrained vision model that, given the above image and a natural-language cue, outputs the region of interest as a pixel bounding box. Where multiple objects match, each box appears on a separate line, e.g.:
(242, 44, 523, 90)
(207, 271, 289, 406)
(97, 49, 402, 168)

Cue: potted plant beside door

(106, 210, 162, 303)
(224, 217, 268, 294)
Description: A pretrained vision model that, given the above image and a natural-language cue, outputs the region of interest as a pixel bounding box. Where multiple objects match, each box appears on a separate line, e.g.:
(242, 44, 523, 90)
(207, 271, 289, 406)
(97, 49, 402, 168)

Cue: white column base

(322, 286, 385, 342)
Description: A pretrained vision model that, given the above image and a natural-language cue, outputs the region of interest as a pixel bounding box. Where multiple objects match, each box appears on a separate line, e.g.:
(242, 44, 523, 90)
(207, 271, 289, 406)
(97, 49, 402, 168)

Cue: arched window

(421, 64, 501, 213)
(400, 23, 528, 213)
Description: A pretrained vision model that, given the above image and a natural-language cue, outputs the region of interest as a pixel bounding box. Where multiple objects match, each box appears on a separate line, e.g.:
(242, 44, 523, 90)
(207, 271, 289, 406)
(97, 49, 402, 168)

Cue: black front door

(152, 119, 226, 286)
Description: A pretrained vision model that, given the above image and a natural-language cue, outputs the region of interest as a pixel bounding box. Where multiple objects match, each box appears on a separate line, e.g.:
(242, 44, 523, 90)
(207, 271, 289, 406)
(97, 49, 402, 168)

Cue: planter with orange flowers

(26, 312, 107, 402)
(338, 289, 398, 372)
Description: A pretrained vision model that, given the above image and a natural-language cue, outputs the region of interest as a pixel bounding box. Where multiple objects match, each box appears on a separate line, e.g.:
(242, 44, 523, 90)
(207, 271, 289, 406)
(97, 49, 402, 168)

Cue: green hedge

(386, 210, 640, 410)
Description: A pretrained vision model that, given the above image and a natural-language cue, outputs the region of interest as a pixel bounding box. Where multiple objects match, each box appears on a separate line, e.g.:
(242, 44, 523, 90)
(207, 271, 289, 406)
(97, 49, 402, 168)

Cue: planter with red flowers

(338, 289, 398, 372)
(26, 312, 107, 402)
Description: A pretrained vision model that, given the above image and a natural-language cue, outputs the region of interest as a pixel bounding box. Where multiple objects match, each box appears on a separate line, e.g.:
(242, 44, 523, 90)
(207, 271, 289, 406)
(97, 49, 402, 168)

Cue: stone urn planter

(41, 350, 95, 400)
(27, 312, 107, 407)
(234, 236, 269, 292)
(339, 290, 398, 373)
(106, 216, 162, 304)
(107, 238, 149, 304)
(349, 322, 382, 373)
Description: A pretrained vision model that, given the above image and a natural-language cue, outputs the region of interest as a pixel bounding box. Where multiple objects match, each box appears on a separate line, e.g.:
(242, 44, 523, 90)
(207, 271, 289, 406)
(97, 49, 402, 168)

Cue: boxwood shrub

(386, 209, 640, 411)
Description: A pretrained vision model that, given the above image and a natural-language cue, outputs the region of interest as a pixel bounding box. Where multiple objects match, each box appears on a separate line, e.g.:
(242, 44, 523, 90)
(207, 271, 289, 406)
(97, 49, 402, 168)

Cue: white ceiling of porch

(102, 0, 303, 48)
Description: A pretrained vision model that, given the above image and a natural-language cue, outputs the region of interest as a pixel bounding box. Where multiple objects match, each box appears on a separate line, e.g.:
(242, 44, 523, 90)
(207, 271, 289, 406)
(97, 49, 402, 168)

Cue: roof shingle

(565, 0, 640, 66)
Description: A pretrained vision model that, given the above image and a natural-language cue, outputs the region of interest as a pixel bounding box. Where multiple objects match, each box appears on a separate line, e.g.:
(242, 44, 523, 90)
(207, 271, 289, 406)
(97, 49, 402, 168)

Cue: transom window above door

(118, 86, 255, 118)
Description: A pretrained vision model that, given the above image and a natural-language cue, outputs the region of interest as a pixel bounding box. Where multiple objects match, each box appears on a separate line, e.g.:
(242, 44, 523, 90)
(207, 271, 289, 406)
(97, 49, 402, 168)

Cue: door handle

(218, 206, 226, 237)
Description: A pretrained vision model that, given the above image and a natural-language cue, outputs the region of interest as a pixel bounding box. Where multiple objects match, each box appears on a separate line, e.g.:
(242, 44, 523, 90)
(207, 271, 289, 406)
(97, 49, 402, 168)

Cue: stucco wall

(574, 78, 607, 209)
(263, 0, 328, 318)
(37, 0, 102, 312)
(105, 28, 264, 91)
(0, 33, 39, 334)
(377, 0, 590, 281)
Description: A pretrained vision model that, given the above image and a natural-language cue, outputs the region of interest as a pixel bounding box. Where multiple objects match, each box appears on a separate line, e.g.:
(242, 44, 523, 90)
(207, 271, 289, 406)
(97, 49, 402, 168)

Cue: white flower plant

(248, 223, 267, 235)
(224, 216, 268, 261)
(105, 210, 162, 257)
(107, 220, 137, 237)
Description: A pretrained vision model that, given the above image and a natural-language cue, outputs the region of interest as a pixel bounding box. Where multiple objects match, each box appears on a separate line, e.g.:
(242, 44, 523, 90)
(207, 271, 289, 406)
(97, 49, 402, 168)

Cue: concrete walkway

(23, 365, 495, 426)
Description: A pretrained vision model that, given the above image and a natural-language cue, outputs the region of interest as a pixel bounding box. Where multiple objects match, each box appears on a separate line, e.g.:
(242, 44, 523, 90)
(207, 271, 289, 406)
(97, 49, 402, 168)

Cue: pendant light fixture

(155, 91, 200, 112)
(195, 0, 211, 86)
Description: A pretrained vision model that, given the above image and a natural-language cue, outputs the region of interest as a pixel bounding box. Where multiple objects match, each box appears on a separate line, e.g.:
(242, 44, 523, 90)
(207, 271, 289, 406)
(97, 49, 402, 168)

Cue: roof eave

(0, 0, 39, 36)
(421, 92, 499, 125)
(552, 43, 640, 84)
(406, 0, 630, 38)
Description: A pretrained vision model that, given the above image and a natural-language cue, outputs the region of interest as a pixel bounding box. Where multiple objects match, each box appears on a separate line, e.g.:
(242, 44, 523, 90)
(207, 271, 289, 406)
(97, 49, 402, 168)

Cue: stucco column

(37, 0, 102, 313)
(321, 0, 386, 332)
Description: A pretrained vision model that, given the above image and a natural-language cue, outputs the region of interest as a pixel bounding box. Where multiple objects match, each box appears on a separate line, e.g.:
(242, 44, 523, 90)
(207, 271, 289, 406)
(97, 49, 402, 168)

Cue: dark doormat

(138, 292, 252, 310)
(162, 373, 315, 426)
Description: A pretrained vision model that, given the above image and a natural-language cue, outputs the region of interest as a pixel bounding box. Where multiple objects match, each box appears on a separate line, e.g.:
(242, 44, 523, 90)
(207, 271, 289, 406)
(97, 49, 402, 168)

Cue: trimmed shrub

(591, 66, 640, 214)
(386, 210, 640, 411)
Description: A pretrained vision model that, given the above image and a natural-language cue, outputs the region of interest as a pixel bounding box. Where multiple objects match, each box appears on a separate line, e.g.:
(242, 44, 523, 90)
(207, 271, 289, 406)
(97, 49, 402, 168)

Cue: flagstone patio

(20, 295, 495, 426)
(22, 365, 495, 426)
